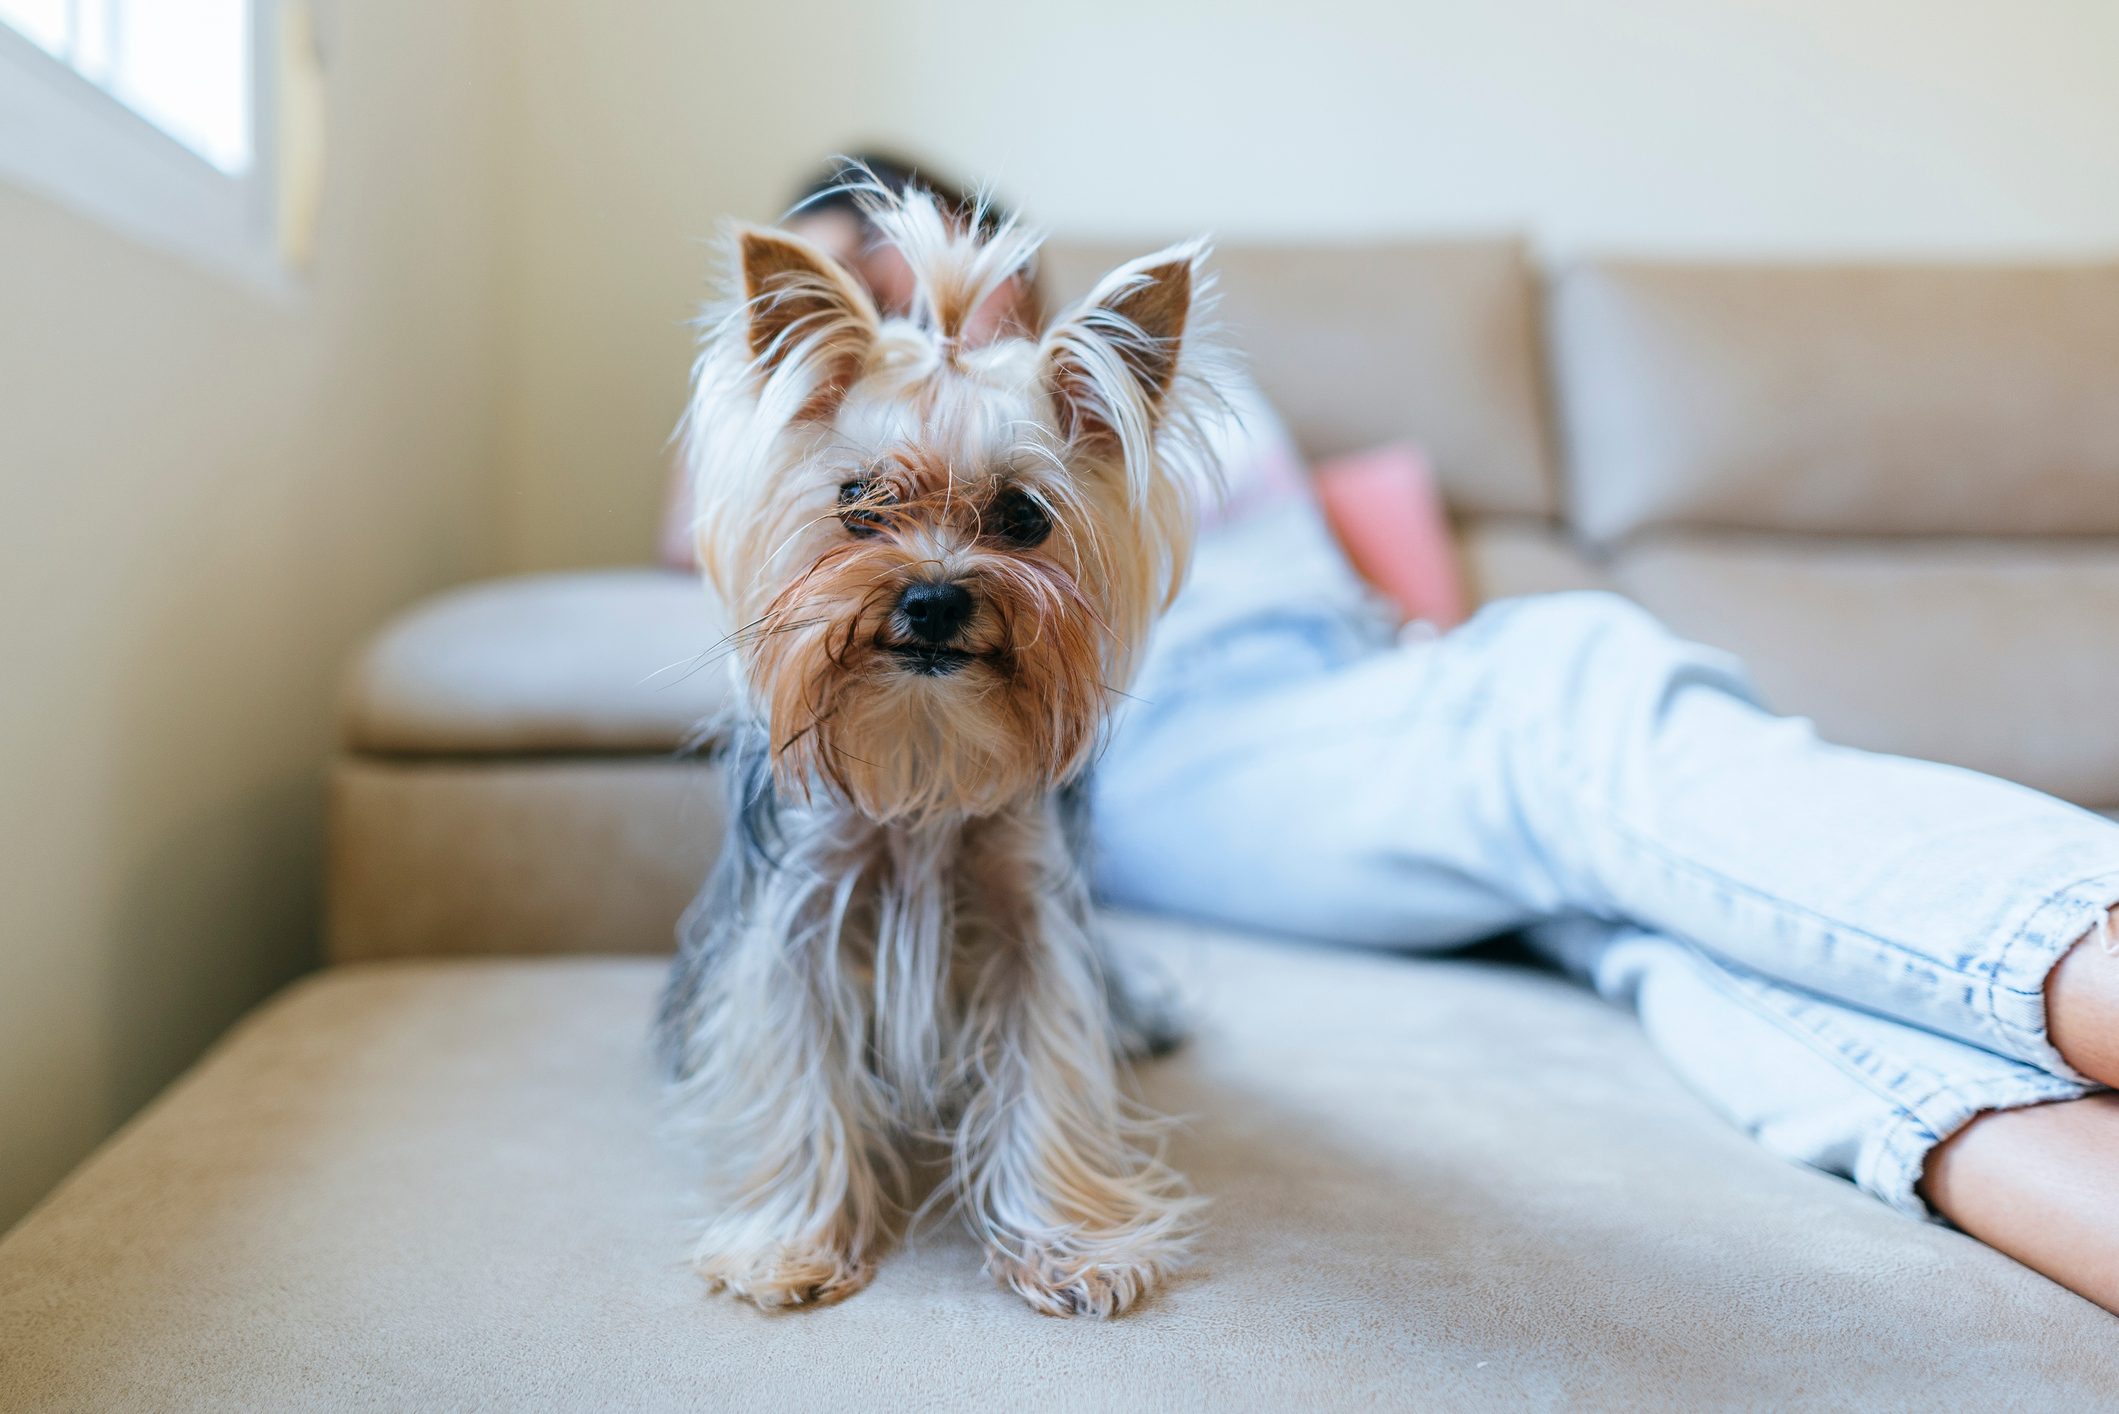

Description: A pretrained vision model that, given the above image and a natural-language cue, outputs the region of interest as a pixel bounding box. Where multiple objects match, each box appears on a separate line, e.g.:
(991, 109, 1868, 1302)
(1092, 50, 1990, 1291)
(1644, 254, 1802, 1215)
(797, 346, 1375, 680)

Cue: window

(0, 0, 312, 290)
(0, 0, 253, 172)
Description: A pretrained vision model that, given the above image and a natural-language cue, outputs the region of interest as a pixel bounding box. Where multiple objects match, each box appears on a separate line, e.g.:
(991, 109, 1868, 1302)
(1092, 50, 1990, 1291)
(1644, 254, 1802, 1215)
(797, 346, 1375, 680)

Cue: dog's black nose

(898, 581, 974, 644)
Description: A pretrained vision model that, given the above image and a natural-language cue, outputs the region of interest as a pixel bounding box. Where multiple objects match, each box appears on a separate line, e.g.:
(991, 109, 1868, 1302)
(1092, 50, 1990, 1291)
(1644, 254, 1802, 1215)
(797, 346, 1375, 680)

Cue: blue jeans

(1093, 587, 2119, 1219)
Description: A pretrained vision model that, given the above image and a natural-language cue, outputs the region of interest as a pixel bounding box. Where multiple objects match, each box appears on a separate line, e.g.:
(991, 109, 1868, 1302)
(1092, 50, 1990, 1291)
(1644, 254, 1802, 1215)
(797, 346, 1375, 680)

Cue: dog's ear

(737, 225, 878, 416)
(1040, 244, 1200, 460)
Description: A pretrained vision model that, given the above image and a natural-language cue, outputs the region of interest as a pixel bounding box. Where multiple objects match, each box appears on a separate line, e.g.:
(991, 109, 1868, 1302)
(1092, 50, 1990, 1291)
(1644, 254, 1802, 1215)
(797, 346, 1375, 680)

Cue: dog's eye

(837, 480, 890, 537)
(988, 487, 1052, 549)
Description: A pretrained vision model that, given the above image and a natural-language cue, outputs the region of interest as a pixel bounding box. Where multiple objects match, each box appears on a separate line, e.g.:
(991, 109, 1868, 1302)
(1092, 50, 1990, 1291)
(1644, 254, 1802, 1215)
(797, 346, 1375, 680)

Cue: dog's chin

(770, 662, 1081, 823)
(886, 643, 979, 678)
(754, 622, 1106, 822)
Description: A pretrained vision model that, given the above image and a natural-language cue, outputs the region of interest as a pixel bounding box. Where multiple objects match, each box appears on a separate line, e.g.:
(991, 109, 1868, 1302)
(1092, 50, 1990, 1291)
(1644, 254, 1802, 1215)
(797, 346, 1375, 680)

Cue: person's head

(782, 153, 1043, 346)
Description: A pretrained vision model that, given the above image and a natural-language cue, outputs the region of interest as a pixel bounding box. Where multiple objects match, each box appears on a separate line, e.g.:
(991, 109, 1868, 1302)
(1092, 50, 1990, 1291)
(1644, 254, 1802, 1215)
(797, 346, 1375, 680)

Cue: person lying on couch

(662, 153, 2119, 1315)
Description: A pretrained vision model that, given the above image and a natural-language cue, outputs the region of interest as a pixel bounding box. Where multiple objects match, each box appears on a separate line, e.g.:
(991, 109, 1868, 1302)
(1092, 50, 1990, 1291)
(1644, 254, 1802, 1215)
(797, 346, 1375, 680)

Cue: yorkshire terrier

(656, 183, 1221, 1318)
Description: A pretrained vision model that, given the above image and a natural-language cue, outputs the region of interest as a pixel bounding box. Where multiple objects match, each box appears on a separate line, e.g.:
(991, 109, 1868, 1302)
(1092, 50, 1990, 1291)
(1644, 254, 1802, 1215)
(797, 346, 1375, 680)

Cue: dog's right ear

(737, 225, 878, 415)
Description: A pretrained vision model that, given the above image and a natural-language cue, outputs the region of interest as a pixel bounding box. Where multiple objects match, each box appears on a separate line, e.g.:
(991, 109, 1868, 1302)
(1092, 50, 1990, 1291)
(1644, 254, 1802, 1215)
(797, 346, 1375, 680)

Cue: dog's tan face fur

(687, 194, 1209, 821)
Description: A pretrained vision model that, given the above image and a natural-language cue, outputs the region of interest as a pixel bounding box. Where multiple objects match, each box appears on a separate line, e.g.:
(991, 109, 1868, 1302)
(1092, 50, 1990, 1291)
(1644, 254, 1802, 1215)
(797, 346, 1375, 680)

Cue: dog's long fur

(656, 183, 1219, 1317)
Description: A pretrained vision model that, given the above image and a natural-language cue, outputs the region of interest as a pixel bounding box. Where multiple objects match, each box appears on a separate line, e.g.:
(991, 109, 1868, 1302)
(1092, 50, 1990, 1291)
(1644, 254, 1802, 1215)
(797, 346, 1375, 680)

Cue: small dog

(656, 183, 1221, 1318)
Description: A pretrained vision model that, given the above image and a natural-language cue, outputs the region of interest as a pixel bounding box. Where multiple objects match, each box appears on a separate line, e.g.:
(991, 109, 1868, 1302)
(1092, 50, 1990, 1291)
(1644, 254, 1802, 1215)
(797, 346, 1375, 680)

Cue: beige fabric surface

(342, 569, 727, 755)
(1042, 238, 1559, 516)
(327, 758, 721, 962)
(1461, 518, 1615, 603)
(1611, 534, 2119, 808)
(6, 919, 2114, 1412)
(1552, 259, 2119, 544)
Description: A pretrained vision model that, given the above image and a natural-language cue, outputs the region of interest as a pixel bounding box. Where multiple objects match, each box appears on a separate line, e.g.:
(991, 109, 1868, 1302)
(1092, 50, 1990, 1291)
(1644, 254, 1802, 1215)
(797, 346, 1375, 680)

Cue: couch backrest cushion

(1608, 535, 2119, 807)
(343, 571, 727, 755)
(1552, 259, 2119, 545)
(1040, 238, 1558, 517)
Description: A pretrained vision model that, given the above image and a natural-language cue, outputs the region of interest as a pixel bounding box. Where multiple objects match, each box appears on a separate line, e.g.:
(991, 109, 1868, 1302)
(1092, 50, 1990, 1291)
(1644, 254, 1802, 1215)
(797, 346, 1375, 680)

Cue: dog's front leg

(952, 839, 1199, 1317)
(662, 890, 890, 1310)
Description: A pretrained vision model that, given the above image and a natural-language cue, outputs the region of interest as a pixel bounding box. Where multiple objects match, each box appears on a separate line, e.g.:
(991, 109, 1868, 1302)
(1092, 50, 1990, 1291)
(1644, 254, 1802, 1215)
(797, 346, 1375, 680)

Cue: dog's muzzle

(890, 580, 976, 675)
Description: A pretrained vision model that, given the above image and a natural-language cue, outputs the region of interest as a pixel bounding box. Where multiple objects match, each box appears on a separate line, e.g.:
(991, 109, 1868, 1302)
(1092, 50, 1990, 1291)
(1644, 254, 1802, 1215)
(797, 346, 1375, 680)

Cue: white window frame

(0, 1, 290, 294)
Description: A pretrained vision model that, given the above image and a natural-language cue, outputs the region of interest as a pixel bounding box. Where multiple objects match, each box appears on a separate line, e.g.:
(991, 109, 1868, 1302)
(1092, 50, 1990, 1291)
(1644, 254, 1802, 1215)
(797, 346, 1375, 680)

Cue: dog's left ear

(1041, 244, 1201, 459)
(737, 225, 878, 417)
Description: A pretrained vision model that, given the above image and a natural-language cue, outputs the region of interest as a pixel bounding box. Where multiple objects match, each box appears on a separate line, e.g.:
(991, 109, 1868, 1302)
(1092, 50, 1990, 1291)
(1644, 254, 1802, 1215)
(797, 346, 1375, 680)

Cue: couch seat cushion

(344, 569, 726, 755)
(4, 918, 2113, 1410)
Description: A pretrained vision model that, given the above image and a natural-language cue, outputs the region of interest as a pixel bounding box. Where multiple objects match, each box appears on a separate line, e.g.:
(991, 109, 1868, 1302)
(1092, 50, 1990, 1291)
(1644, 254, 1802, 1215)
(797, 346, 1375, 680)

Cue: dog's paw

(1106, 963, 1190, 1061)
(989, 1250, 1166, 1319)
(697, 1243, 874, 1311)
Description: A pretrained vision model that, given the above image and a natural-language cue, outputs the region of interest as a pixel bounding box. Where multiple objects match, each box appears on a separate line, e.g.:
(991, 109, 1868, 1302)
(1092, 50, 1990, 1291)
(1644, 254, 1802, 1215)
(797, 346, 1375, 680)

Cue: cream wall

(0, 3, 503, 1229)
(498, 0, 2119, 570)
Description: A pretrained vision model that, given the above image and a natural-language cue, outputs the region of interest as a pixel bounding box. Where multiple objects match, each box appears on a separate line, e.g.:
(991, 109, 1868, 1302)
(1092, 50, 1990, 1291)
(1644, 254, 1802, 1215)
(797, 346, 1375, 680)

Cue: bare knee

(2045, 909, 2119, 1088)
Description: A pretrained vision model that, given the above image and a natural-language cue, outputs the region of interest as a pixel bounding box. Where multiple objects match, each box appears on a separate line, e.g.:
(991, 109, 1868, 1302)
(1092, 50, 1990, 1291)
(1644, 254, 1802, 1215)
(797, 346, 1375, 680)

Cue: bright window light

(0, 0, 64, 52)
(0, 0, 252, 173)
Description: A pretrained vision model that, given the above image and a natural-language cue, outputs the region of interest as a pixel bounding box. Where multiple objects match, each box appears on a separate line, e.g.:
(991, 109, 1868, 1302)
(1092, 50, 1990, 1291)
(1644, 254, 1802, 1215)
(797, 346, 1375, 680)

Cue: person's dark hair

(789, 152, 1015, 239)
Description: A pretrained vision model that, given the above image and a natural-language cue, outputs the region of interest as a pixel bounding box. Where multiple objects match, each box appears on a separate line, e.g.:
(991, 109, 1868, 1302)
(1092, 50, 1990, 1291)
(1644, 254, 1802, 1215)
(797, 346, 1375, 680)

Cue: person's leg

(1534, 916, 2119, 1312)
(1099, 590, 2119, 1305)
(1528, 916, 2089, 1225)
(1104, 590, 2119, 1077)
(1483, 594, 2119, 1079)
(2046, 912, 2119, 1086)
(1921, 1093, 2119, 1313)
(1913, 918, 2119, 1311)
(1095, 611, 1554, 951)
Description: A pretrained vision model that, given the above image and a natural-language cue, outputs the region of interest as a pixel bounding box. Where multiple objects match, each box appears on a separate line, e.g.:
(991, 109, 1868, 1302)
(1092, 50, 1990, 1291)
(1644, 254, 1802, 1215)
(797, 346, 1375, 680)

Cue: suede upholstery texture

(7, 922, 2116, 1411)
(328, 756, 720, 961)
(342, 570, 725, 756)
(1040, 239, 1561, 516)
(1551, 259, 2119, 544)
(8, 241, 2119, 1408)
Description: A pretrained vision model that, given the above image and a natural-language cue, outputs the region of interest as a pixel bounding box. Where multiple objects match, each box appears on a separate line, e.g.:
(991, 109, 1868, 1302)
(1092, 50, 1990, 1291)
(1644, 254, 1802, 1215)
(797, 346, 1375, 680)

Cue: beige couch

(6, 244, 2119, 1409)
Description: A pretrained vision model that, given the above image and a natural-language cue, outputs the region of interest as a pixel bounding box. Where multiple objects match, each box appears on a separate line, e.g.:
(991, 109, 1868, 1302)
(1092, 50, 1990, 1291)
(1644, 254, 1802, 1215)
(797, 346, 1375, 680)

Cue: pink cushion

(1314, 443, 1468, 628)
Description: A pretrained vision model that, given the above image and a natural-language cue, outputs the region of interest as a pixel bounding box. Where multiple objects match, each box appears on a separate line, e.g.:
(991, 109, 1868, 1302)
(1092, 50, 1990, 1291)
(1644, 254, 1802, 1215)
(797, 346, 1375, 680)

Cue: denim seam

(1734, 969, 2060, 1131)
(1611, 806, 2036, 994)
(1675, 944, 2086, 1218)
(1870, 1071, 2086, 1223)
(1985, 867, 2119, 1069)
(1526, 698, 1993, 993)
(1681, 944, 1960, 1121)
(1538, 705, 2119, 1069)
(1620, 810, 2119, 1075)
